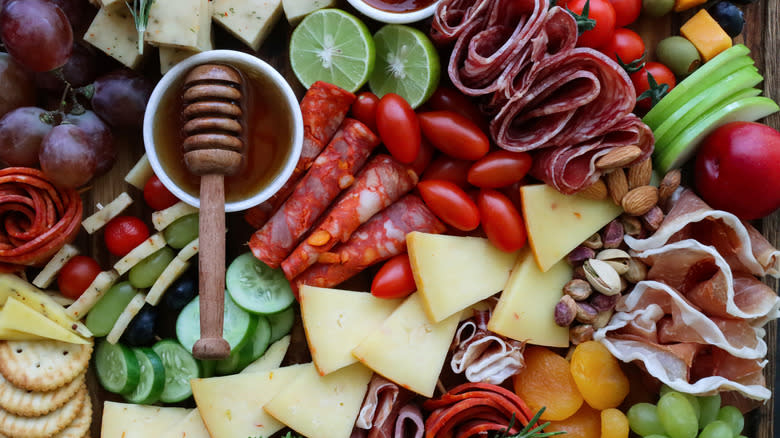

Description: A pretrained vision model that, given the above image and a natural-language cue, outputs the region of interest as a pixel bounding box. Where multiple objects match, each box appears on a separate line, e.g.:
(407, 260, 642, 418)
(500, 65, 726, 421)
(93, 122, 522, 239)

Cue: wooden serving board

(81, 1, 779, 436)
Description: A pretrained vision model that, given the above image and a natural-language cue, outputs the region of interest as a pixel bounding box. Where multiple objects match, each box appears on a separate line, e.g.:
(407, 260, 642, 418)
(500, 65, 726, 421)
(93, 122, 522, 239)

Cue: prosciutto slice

(355, 375, 423, 438)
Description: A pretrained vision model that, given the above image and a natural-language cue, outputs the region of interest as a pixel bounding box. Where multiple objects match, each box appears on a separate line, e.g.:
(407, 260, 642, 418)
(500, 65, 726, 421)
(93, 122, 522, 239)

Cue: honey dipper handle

(192, 174, 231, 360)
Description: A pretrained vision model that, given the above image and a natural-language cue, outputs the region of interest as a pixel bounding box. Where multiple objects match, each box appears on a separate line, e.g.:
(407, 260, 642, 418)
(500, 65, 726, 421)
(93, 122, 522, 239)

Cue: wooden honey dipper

(181, 64, 245, 359)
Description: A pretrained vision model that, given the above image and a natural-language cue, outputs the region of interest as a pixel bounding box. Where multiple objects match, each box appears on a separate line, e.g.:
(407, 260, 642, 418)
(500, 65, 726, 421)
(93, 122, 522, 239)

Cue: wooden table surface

(83, 1, 780, 436)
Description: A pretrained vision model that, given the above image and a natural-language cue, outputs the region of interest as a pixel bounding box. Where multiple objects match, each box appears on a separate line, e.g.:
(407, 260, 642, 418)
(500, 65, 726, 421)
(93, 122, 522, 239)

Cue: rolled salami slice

(281, 155, 418, 280)
(244, 81, 356, 228)
(249, 118, 378, 268)
(292, 195, 445, 291)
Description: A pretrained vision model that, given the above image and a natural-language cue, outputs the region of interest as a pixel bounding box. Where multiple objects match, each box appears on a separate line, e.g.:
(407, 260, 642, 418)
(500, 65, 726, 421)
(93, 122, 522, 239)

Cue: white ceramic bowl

(143, 50, 303, 212)
(345, 0, 440, 24)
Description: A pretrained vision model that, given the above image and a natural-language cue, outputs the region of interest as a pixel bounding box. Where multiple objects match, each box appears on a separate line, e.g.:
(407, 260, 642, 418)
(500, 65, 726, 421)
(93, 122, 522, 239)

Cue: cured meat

(244, 81, 356, 228)
(394, 404, 424, 438)
(292, 195, 445, 291)
(0, 168, 82, 272)
(355, 375, 418, 438)
(281, 155, 418, 280)
(249, 118, 379, 269)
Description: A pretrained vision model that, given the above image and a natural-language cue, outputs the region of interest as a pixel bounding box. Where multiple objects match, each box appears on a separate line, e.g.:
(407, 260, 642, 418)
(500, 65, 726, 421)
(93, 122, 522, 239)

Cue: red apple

(694, 121, 780, 220)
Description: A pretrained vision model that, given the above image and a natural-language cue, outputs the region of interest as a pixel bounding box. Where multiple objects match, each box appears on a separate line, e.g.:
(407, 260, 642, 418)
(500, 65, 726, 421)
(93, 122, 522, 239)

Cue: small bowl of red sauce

(346, 0, 440, 24)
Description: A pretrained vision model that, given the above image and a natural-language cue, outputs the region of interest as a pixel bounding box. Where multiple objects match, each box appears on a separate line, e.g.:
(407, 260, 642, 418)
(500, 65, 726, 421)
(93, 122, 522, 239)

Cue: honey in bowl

(154, 66, 294, 204)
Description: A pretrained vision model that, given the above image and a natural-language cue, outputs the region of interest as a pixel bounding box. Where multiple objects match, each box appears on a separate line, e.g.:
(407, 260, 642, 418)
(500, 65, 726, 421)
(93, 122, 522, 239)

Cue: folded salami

(249, 118, 378, 269)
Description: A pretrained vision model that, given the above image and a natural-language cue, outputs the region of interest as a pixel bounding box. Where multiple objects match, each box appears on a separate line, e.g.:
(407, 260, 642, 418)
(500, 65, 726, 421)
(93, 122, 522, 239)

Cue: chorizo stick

(244, 81, 356, 228)
(249, 118, 379, 268)
(281, 155, 418, 280)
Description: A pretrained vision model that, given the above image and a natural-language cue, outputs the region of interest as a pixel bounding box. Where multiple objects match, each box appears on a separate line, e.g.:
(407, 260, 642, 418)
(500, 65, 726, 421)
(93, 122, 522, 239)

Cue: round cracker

(52, 389, 92, 438)
(0, 340, 93, 392)
(0, 386, 85, 438)
(0, 370, 85, 417)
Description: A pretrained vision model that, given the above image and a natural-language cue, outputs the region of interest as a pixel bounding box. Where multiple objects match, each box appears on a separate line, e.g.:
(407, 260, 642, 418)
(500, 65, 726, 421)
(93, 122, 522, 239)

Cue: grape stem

(126, 0, 153, 55)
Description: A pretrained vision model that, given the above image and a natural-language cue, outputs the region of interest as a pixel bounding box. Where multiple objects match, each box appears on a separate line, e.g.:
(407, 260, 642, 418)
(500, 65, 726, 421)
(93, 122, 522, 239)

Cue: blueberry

(121, 305, 158, 347)
(164, 271, 198, 313)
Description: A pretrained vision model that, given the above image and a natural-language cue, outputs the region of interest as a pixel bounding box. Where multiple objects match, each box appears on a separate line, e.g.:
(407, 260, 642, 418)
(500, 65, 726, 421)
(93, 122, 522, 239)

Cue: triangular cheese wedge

(160, 409, 210, 438)
(407, 232, 519, 322)
(192, 364, 306, 438)
(0, 327, 46, 341)
(300, 285, 402, 375)
(101, 402, 190, 438)
(520, 184, 622, 272)
(0, 297, 89, 344)
(488, 249, 572, 348)
(264, 362, 373, 438)
(351, 293, 460, 397)
(241, 335, 291, 374)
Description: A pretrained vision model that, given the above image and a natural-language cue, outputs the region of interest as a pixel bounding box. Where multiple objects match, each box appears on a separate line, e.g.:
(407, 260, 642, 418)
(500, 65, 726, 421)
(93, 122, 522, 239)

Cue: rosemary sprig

(492, 408, 567, 438)
(126, 0, 154, 55)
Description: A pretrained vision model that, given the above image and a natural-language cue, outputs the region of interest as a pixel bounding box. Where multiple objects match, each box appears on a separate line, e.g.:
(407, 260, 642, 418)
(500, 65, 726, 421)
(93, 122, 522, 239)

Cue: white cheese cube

(281, 0, 336, 24)
(84, 7, 145, 69)
(145, 0, 211, 51)
(212, 0, 283, 50)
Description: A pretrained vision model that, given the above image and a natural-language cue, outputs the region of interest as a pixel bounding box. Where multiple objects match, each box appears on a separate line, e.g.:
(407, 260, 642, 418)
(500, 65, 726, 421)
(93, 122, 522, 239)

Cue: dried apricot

(600, 408, 629, 438)
(513, 346, 583, 421)
(570, 341, 630, 410)
(545, 403, 601, 438)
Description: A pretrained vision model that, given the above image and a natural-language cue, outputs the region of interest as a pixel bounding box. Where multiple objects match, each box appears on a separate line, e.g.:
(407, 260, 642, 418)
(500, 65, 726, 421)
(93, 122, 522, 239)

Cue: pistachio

(590, 292, 619, 312)
(619, 214, 644, 238)
(563, 279, 592, 301)
(569, 324, 595, 344)
(554, 295, 578, 327)
(641, 206, 664, 232)
(620, 276, 629, 292)
(583, 258, 622, 296)
(575, 302, 598, 324)
(601, 219, 624, 249)
(596, 249, 631, 274)
(573, 265, 587, 280)
(593, 309, 614, 329)
(567, 245, 597, 265)
(625, 258, 648, 283)
(582, 233, 603, 250)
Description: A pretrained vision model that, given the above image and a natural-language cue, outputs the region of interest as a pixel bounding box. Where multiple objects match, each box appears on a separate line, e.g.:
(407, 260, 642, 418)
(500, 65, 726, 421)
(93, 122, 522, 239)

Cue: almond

(627, 158, 652, 189)
(658, 169, 681, 203)
(621, 185, 659, 216)
(595, 145, 642, 170)
(606, 169, 629, 206)
(578, 178, 608, 200)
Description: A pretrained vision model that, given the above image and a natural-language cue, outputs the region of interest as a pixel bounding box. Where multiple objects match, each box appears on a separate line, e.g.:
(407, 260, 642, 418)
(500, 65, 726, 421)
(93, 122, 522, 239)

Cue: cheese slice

(153, 202, 199, 231)
(212, 0, 282, 50)
(407, 232, 519, 322)
(146, 258, 190, 306)
(145, 0, 211, 51)
(193, 364, 306, 438)
(42, 290, 75, 307)
(176, 237, 200, 262)
(84, 7, 145, 69)
(0, 327, 46, 341)
(241, 335, 291, 374)
(101, 402, 191, 438)
(281, 0, 336, 24)
(520, 184, 622, 272)
(0, 298, 89, 344)
(488, 249, 572, 348)
(351, 293, 460, 397)
(99, 0, 126, 10)
(300, 285, 401, 375)
(114, 233, 166, 275)
(125, 154, 154, 189)
(66, 270, 120, 319)
(264, 362, 373, 438)
(32, 244, 80, 288)
(160, 409, 210, 438)
(107, 292, 146, 344)
(82, 192, 134, 234)
(159, 46, 198, 75)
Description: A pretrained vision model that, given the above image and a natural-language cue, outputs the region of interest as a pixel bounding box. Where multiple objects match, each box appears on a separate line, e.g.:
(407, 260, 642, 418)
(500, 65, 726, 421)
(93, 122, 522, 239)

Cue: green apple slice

(655, 93, 778, 173)
(643, 45, 752, 129)
(653, 66, 763, 148)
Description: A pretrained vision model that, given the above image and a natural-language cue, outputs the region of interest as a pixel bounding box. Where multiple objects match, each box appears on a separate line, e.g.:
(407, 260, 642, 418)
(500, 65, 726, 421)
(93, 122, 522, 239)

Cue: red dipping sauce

(361, 0, 436, 13)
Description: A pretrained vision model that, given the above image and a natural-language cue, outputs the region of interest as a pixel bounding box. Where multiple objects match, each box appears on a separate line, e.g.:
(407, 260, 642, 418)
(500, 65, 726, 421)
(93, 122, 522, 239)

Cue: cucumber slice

(152, 340, 200, 403)
(123, 348, 165, 404)
(95, 340, 140, 394)
(226, 253, 295, 315)
(200, 359, 217, 378)
(267, 305, 295, 343)
(176, 293, 254, 354)
(215, 316, 270, 374)
(215, 346, 253, 375)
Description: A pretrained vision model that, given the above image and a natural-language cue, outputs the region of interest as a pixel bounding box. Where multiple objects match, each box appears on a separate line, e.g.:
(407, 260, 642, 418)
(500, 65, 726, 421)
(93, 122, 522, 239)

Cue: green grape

(698, 421, 735, 438)
(657, 392, 698, 438)
(659, 384, 673, 397)
(85, 281, 138, 336)
(163, 213, 199, 249)
(660, 387, 700, 422)
(645, 435, 671, 438)
(716, 405, 744, 436)
(698, 394, 722, 429)
(627, 403, 667, 436)
(129, 247, 176, 288)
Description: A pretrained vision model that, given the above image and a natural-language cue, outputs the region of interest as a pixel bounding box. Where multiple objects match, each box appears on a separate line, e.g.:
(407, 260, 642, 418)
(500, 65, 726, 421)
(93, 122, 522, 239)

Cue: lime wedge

(289, 9, 375, 93)
(369, 24, 440, 109)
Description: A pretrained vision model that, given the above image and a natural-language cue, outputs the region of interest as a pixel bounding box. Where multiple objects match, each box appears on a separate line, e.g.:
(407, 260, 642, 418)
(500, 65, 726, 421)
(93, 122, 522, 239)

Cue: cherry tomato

(104, 216, 150, 257)
(417, 180, 480, 231)
(144, 175, 179, 211)
(568, 0, 616, 49)
(422, 156, 472, 189)
(418, 111, 489, 161)
(426, 87, 488, 132)
(376, 93, 421, 164)
(57, 255, 101, 300)
(599, 28, 645, 64)
(351, 91, 379, 133)
(467, 150, 532, 188)
(477, 189, 527, 253)
(630, 62, 676, 111)
(408, 139, 434, 177)
(371, 254, 416, 299)
(608, 0, 641, 27)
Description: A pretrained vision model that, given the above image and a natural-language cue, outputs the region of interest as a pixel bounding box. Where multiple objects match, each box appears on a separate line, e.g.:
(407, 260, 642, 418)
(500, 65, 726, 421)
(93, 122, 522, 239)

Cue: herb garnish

(126, 0, 154, 55)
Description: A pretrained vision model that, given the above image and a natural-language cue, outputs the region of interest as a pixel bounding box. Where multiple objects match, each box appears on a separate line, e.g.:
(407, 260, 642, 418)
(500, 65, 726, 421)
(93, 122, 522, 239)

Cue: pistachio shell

(583, 258, 622, 296)
(596, 249, 630, 275)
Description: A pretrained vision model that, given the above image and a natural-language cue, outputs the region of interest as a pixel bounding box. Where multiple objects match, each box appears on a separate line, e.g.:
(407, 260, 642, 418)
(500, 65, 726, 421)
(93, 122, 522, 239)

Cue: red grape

(0, 0, 73, 72)
(39, 124, 96, 188)
(35, 44, 98, 92)
(0, 53, 35, 118)
(64, 110, 116, 175)
(92, 70, 154, 128)
(49, 0, 97, 37)
(0, 107, 54, 167)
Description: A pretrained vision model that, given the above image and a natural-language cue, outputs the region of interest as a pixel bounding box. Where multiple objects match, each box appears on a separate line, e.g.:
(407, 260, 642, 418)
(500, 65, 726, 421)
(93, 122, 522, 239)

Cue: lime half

(369, 24, 440, 109)
(290, 9, 375, 93)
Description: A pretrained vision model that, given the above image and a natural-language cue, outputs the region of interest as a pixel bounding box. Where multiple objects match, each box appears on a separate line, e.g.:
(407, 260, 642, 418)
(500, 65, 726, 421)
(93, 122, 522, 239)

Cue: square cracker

(0, 340, 93, 392)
